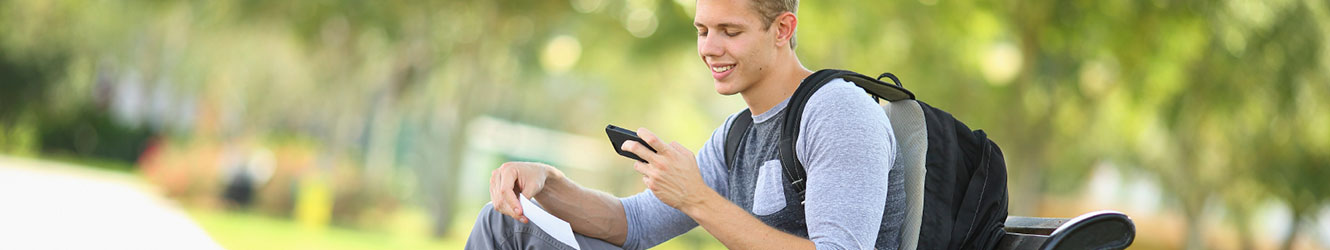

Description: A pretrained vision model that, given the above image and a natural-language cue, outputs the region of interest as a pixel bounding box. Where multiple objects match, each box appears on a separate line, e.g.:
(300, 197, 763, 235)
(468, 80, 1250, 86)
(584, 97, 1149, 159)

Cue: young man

(466, 0, 903, 249)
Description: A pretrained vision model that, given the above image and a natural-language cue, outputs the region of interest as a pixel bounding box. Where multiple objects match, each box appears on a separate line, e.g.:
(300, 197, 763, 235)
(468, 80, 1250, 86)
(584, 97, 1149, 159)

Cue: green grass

(186, 207, 471, 250)
(41, 154, 138, 173)
(187, 204, 726, 250)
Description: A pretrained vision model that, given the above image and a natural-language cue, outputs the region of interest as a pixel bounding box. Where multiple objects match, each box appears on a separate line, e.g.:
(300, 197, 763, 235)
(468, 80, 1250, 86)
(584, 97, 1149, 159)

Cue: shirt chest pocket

(752, 159, 787, 216)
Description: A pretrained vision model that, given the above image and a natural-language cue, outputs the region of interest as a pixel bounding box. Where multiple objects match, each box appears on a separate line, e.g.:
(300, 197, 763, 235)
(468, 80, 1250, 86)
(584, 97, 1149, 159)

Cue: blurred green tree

(1, 0, 1327, 248)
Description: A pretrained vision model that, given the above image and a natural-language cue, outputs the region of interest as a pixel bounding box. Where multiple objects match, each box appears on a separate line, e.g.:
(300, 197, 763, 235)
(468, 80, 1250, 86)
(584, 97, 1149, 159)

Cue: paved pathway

(0, 156, 222, 250)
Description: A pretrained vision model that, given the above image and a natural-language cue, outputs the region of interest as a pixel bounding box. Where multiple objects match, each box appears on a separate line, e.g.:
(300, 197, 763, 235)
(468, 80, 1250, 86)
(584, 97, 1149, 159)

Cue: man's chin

(714, 81, 741, 96)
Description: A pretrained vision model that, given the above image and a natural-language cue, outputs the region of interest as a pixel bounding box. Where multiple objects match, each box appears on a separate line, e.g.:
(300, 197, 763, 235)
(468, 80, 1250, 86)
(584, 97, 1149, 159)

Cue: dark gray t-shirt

(619, 78, 904, 249)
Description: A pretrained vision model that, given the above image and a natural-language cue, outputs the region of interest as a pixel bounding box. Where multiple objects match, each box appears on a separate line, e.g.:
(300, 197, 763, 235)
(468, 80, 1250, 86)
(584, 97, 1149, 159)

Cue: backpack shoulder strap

(777, 69, 916, 203)
(778, 69, 852, 202)
(724, 109, 753, 169)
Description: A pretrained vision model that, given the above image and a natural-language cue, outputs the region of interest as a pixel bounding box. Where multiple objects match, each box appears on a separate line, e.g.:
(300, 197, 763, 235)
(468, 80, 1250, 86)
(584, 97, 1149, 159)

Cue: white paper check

(519, 194, 581, 250)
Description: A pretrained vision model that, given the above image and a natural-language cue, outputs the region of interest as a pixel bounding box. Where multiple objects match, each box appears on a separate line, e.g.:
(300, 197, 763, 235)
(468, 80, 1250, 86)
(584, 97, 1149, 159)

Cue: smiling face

(695, 0, 783, 96)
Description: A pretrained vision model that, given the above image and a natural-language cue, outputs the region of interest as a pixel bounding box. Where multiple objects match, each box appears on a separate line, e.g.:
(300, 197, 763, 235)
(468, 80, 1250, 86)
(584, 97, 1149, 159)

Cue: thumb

(519, 179, 543, 199)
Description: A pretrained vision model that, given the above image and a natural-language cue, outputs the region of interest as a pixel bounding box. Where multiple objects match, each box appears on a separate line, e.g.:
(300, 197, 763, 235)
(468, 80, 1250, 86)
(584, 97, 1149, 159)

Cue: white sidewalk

(0, 156, 222, 250)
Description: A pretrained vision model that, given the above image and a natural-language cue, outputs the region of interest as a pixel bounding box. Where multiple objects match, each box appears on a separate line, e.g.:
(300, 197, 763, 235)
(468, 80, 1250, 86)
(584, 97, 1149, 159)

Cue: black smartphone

(606, 124, 656, 163)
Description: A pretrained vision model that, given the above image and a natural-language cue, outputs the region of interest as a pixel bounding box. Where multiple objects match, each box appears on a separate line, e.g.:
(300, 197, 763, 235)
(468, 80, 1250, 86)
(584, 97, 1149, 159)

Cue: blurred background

(0, 0, 1327, 249)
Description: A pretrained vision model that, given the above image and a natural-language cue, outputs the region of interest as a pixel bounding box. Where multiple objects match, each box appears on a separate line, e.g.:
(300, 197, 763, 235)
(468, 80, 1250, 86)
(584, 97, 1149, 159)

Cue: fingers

(620, 140, 660, 164)
(494, 166, 526, 222)
(499, 171, 523, 213)
(632, 160, 653, 176)
(633, 159, 660, 192)
(489, 169, 513, 217)
(636, 128, 670, 154)
(489, 169, 501, 215)
(508, 184, 530, 223)
(670, 142, 690, 155)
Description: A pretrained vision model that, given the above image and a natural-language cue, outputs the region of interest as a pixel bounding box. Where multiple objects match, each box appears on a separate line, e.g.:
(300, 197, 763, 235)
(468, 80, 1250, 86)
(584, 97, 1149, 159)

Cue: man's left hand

(620, 128, 713, 210)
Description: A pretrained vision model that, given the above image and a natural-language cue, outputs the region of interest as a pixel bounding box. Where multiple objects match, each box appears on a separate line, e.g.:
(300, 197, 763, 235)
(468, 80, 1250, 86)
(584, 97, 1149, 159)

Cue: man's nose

(699, 35, 723, 58)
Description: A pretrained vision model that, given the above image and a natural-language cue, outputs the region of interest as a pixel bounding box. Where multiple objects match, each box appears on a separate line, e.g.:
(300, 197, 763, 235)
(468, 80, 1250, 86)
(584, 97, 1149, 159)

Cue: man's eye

(697, 31, 708, 37)
(726, 31, 741, 37)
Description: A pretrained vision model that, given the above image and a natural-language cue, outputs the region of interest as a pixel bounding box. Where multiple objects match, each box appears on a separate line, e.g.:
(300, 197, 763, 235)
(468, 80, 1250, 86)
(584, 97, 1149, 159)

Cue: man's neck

(740, 57, 812, 116)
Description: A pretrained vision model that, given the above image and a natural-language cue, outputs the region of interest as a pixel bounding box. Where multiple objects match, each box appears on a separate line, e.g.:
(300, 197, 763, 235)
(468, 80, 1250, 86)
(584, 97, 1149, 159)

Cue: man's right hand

(489, 161, 557, 223)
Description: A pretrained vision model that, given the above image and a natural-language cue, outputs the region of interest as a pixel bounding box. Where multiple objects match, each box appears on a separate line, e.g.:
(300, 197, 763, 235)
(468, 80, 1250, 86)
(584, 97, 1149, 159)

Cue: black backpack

(723, 69, 1009, 250)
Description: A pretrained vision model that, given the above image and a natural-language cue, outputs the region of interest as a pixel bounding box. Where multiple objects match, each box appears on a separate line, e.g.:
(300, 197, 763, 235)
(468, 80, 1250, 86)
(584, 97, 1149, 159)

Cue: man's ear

(774, 12, 797, 49)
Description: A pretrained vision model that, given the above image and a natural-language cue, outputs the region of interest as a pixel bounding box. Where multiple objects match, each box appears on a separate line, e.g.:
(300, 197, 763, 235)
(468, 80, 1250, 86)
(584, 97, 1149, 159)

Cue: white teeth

(712, 65, 733, 73)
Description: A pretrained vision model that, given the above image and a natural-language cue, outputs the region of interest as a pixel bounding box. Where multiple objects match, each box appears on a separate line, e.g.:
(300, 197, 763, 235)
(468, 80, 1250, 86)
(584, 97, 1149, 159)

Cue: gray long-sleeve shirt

(619, 78, 905, 249)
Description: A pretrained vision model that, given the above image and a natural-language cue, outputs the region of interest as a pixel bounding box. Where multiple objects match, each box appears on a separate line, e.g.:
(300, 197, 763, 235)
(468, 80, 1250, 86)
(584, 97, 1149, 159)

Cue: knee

(472, 202, 528, 235)
(472, 202, 501, 231)
(478, 202, 499, 220)
(475, 202, 511, 225)
(467, 202, 510, 248)
(480, 202, 496, 214)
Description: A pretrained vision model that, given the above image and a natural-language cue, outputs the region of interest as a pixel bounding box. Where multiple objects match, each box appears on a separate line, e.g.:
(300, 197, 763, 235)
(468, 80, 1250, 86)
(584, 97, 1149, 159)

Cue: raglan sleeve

(617, 112, 736, 250)
(794, 79, 897, 249)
